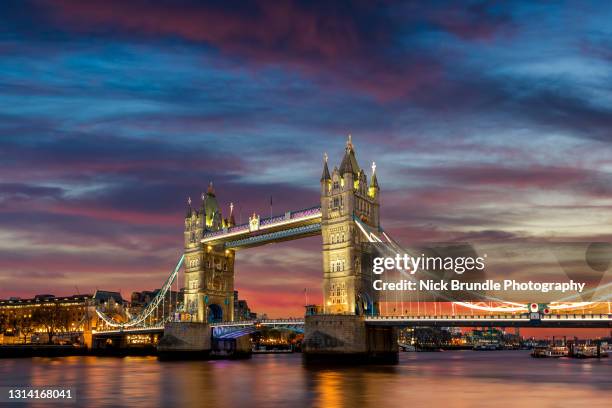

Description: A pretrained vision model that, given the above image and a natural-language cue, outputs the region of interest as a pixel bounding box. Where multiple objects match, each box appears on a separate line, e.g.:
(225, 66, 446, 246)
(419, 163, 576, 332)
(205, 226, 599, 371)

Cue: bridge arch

(207, 304, 223, 323)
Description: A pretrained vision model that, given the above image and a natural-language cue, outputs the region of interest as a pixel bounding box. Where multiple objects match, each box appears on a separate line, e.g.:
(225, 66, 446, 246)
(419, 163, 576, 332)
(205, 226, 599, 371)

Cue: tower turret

(339, 135, 360, 177)
(229, 202, 236, 227)
(320, 152, 331, 195)
(203, 181, 222, 230)
(184, 196, 203, 247)
(185, 196, 192, 218)
(369, 162, 379, 196)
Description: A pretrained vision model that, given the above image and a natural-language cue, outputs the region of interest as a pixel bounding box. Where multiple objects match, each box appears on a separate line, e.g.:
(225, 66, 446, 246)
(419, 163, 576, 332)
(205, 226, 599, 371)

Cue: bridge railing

(368, 313, 612, 320)
(202, 206, 321, 240)
(210, 318, 305, 327)
(369, 314, 530, 320)
(542, 314, 612, 320)
(289, 206, 321, 220)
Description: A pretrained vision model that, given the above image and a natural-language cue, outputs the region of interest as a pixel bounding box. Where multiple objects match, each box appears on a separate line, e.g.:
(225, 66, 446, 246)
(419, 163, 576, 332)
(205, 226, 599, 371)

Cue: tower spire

(369, 161, 379, 193)
(185, 196, 192, 218)
(339, 135, 360, 176)
(321, 152, 331, 181)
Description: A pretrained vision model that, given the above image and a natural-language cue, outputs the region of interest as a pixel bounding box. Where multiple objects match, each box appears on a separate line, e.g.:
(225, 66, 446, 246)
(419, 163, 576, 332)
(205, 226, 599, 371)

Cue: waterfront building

(0, 294, 95, 344)
(233, 291, 256, 321)
(129, 288, 184, 323)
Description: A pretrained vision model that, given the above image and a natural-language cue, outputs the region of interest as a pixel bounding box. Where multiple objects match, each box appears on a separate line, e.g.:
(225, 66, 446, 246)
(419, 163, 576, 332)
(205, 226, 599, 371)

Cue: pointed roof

(185, 196, 192, 218)
(370, 172, 379, 188)
(370, 162, 379, 189)
(320, 152, 331, 181)
(229, 202, 236, 226)
(202, 182, 220, 228)
(339, 135, 360, 176)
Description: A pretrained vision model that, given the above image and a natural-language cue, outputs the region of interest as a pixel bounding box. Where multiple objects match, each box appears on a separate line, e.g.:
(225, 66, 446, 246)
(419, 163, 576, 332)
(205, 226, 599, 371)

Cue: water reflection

(0, 351, 610, 407)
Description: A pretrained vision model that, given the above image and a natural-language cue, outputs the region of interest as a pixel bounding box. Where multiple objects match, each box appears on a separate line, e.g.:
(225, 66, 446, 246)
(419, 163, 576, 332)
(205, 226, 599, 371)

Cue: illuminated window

(329, 282, 347, 305)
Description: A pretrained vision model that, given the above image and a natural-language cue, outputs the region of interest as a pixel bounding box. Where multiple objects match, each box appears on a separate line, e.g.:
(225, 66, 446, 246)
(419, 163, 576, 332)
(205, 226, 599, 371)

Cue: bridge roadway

(92, 313, 612, 337)
(93, 319, 306, 336)
(364, 313, 612, 328)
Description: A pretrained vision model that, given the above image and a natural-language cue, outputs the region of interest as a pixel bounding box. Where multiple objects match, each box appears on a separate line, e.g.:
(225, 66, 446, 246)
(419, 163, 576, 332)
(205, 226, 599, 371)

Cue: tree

(19, 316, 35, 344)
(0, 313, 7, 334)
(7, 315, 20, 339)
(32, 304, 72, 344)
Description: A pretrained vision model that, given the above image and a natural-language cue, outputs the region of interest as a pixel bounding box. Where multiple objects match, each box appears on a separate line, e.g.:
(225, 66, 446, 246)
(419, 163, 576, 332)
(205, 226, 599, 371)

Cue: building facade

(233, 290, 256, 321)
(0, 294, 96, 344)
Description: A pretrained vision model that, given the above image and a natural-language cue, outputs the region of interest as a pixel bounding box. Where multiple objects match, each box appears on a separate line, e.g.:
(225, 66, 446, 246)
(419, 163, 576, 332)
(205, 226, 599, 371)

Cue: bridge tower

(183, 183, 235, 323)
(320, 136, 380, 315)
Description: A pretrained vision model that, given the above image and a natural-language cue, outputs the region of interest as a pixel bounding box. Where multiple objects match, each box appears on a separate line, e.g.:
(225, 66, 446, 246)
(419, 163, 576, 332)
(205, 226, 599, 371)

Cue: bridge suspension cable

(354, 219, 607, 314)
(355, 217, 533, 314)
(95, 254, 184, 328)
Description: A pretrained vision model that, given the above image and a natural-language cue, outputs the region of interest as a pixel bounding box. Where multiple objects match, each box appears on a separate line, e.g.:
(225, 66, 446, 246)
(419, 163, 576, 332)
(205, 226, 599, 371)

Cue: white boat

(531, 345, 568, 358)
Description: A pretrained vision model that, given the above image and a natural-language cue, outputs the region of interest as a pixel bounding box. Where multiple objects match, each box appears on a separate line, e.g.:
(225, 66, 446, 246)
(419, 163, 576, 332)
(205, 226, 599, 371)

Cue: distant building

(128, 288, 184, 320)
(130, 290, 158, 308)
(93, 290, 124, 306)
(92, 290, 127, 322)
(233, 291, 256, 321)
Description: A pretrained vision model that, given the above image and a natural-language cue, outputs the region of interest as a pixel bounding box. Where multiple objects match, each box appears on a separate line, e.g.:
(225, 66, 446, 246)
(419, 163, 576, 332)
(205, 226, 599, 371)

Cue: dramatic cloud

(1, 1, 612, 318)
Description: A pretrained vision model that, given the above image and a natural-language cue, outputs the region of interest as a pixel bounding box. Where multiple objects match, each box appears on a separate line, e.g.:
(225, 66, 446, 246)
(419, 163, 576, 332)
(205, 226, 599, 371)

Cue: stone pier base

(157, 322, 211, 359)
(212, 335, 252, 359)
(303, 315, 398, 364)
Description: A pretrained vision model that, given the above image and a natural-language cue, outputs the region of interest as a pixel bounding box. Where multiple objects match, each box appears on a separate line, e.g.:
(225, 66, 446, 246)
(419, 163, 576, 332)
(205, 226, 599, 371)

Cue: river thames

(0, 351, 610, 407)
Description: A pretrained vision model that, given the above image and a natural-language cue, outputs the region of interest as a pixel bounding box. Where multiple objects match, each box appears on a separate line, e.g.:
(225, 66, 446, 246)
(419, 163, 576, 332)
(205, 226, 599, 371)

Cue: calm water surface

(0, 351, 610, 407)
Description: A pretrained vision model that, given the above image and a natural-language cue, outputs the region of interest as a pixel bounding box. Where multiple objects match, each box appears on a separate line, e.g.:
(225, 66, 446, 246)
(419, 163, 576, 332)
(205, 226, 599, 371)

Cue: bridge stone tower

(320, 136, 380, 315)
(183, 183, 235, 323)
(304, 136, 395, 364)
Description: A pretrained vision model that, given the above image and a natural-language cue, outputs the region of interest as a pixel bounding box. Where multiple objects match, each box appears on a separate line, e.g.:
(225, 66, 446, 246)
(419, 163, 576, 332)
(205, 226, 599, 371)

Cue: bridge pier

(303, 315, 398, 364)
(157, 322, 211, 359)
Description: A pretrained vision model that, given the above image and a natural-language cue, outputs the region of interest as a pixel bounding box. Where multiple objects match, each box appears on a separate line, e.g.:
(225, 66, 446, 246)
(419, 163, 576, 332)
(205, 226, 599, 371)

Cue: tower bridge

(182, 135, 382, 324)
(93, 135, 612, 361)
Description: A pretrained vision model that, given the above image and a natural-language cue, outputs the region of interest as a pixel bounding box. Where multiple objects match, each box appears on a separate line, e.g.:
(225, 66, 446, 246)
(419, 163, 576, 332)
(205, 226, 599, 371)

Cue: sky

(1, 1, 612, 325)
